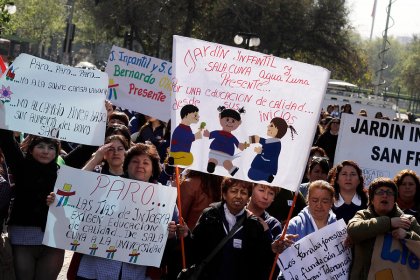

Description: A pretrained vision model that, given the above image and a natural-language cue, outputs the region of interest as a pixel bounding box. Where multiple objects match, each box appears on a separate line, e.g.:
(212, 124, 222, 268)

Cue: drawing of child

(203, 106, 247, 176)
(248, 117, 297, 183)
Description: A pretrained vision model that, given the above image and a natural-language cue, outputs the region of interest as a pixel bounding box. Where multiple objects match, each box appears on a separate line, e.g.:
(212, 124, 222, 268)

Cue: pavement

(58, 250, 73, 280)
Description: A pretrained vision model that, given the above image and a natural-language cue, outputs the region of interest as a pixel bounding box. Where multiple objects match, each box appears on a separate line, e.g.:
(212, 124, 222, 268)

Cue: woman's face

(251, 184, 275, 211)
(127, 154, 153, 182)
(398, 175, 417, 201)
(337, 165, 360, 193)
(372, 186, 395, 216)
(30, 142, 57, 164)
(267, 122, 278, 138)
(329, 120, 340, 133)
(104, 140, 126, 168)
(308, 188, 333, 221)
(223, 184, 250, 215)
(308, 164, 328, 182)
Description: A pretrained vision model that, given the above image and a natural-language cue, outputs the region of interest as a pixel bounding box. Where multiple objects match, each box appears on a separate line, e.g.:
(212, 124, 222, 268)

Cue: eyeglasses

(374, 189, 395, 196)
(331, 121, 340, 124)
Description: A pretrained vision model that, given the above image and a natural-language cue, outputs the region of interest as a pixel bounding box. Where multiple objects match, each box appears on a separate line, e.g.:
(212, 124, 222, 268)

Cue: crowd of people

(0, 101, 419, 280)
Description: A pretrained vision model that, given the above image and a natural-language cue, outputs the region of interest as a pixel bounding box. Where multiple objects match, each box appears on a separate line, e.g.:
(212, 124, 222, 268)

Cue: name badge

(287, 200, 293, 206)
(233, 238, 242, 249)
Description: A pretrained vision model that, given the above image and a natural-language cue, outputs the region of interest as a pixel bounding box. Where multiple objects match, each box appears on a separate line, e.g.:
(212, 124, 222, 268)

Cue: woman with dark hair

(133, 116, 166, 147)
(341, 103, 353, 115)
(394, 169, 420, 222)
(301, 146, 328, 184)
(330, 160, 368, 224)
(0, 129, 64, 280)
(75, 143, 178, 279)
(248, 117, 297, 183)
(82, 135, 129, 176)
(299, 156, 330, 199)
(108, 111, 129, 127)
(315, 118, 340, 166)
(180, 170, 223, 229)
(105, 123, 133, 147)
(190, 178, 272, 279)
(347, 177, 420, 280)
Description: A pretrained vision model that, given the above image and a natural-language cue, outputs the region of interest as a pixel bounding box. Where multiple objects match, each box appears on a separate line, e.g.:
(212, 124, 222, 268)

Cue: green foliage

(7, 0, 66, 53)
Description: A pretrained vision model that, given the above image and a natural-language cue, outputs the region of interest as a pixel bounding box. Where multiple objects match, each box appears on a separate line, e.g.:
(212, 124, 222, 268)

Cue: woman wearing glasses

(329, 160, 368, 224)
(347, 177, 420, 280)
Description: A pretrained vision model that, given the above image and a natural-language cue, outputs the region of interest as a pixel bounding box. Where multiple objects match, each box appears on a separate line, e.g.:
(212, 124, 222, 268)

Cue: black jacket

(0, 129, 58, 231)
(191, 202, 273, 280)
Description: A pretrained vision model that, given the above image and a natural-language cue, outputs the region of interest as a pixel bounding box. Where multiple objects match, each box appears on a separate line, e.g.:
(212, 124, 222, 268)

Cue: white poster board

(279, 219, 351, 280)
(105, 45, 172, 121)
(170, 35, 330, 191)
(335, 114, 420, 186)
(43, 166, 177, 267)
(0, 54, 108, 145)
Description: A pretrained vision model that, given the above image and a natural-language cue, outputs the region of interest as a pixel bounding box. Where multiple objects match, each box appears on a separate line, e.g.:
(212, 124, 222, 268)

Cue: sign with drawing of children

(334, 114, 420, 186)
(105, 45, 172, 121)
(169, 35, 330, 191)
(43, 166, 177, 267)
(0, 54, 108, 146)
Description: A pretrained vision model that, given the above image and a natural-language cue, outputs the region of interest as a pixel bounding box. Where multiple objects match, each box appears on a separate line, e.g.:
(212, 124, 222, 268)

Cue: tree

(7, 0, 66, 57)
(396, 36, 420, 111)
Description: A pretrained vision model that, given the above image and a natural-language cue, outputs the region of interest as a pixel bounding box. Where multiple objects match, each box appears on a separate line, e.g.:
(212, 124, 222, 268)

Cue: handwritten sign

(335, 114, 420, 186)
(105, 46, 172, 121)
(170, 36, 330, 191)
(43, 166, 177, 267)
(279, 219, 351, 280)
(0, 54, 108, 145)
(368, 233, 420, 279)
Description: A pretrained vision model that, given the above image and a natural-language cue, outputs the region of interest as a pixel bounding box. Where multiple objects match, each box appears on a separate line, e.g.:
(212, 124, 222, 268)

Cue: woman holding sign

(0, 129, 64, 280)
(75, 143, 178, 280)
(347, 177, 420, 280)
(272, 180, 337, 280)
(283, 180, 336, 241)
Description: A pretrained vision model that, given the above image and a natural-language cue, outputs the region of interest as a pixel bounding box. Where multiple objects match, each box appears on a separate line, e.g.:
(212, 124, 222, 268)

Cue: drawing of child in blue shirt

(203, 106, 247, 176)
(248, 117, 297, 183)
(169, 104, 202, 166)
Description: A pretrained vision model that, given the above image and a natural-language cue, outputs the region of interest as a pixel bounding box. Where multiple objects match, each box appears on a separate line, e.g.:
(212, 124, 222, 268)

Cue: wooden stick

(174, 166, 186, 269)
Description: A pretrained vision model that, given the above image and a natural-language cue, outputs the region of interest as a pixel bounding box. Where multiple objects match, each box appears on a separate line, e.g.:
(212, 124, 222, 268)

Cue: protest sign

(335, 114, 420, 186)
(170, 35, 330, 191)
(43, 166, 177, 267)
(278, 219, 351, 280)
(368, 233, 420, 280)
(105, 46, 172, 121)
(0, 54, 107, 145)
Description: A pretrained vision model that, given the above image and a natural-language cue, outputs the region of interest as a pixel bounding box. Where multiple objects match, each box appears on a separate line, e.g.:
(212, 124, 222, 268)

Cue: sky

(346, 0, 420, 39)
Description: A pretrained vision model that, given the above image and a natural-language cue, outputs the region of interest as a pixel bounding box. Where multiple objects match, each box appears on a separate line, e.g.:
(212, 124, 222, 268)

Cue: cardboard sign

(170, 36, 330, 191)
(105, 46, 172, 121)
(335, 114, 420, 186)
(0, 54, 108, 145)
(43, 166, 177, 267)
(368, 233, 420, 280)
(279, 219, 351, 280)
